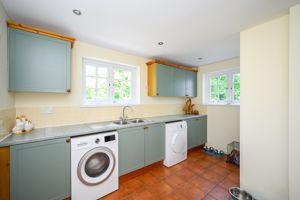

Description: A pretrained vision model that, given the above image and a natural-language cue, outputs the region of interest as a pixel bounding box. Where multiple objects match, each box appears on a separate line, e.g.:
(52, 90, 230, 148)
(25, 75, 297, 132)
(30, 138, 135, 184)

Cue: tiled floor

(102, 150, 239, 200)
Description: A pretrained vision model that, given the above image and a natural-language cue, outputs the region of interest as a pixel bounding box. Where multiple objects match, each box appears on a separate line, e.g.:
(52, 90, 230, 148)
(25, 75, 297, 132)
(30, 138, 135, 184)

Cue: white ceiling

(1, 0, 300, 67)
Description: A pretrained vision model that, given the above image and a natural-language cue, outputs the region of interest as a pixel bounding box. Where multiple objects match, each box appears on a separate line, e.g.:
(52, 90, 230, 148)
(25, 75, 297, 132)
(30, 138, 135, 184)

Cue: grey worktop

(0, 114, 207, 147)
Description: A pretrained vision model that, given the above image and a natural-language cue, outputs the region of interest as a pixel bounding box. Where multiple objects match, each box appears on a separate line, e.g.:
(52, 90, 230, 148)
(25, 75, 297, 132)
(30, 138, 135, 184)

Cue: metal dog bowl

(229, 187, 256, 200)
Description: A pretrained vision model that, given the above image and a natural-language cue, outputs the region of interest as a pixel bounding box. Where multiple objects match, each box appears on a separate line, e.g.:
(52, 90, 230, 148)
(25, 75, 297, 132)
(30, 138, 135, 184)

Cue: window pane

(86, 77, 96, 88)
(210, 77, 218, 85)
(86, 88, 96, 100)
(97, 78, 108, 100)
(97, 67, 108, 78)
(114, 69, 123, 79)
(86, 65, 96, 76)
(124, 71, 131, 81)
(210, 93, 218, 101)
(113, 80, 122, 102)
(219, 75, 227, 84)
(211, 85, 218, 93)
(233, 73, 240, 102)
(123, 81, 131, 99)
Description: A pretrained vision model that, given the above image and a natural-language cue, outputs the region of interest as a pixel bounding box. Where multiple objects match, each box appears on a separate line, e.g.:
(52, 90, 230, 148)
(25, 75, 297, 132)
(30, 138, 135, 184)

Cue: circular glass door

(78, 147, 115, 185)
(171, 133, 186, 153)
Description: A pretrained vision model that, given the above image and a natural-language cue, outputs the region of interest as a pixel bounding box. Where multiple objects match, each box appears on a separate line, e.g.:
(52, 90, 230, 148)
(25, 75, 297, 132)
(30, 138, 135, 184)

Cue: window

(205, 69, 240, 105)
(83, 58, 138, 106)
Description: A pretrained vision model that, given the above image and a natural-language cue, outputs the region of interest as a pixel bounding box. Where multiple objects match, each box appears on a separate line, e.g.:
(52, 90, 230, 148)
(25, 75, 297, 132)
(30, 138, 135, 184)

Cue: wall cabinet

(118, 123, 164, 176)
(10, 138, 70, 200)
(147, 60, 198, 97)
(8, 26, 73, 93)
(186, 116, 207, 149)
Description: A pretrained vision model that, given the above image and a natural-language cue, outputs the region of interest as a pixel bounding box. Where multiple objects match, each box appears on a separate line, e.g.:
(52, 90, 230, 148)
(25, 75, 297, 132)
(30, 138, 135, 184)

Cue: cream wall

(15, 41, 188, 128)
(0, 2, 15, 139)
(198, 58, 240, 153)
(240, 15, 289, 200)
(289, 5, 300, 200)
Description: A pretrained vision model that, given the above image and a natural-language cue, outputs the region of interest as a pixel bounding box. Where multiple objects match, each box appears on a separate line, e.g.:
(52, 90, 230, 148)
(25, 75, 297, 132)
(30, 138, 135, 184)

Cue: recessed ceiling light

(158, 42, 164, 45)
(198, 57, 203, 60)
(73, 9, 82, 16)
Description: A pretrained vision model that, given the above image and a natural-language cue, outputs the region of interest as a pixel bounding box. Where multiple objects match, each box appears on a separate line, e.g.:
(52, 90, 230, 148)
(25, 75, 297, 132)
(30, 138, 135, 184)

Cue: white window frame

(82, 58, 138, 106)
(204, 68, 240, 106)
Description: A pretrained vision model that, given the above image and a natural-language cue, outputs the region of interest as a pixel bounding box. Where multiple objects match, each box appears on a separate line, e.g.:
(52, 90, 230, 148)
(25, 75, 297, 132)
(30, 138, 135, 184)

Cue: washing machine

(164, 121, 187, 167)
(71, 131, 118, 200)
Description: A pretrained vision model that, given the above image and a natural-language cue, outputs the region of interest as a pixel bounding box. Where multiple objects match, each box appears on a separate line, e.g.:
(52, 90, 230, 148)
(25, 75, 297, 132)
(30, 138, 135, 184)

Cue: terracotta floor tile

(202, 194, 217, 200)
(167, 163, 184, 173)
(208, 186, 231, 200)
(120, 178, 144, 196)
(135, 172, 159, 186)
(147, 180, 174, 195)
(200, 169, 226, 184)
(110, 151, 240, 200)
(190, 175, 216, 193)
(217, 161, 239, 172)
(226, 172, 240, 185)
(175, 168, 197, 180)
(125, 189, 159, 200)
(194, 159, 214, 169)
(218, 177, 239, 190)
(176, 183, 207, 200)
(164, 174, 187, 189)
(150, 166, 173, 179)
(209, 165, 231, 177)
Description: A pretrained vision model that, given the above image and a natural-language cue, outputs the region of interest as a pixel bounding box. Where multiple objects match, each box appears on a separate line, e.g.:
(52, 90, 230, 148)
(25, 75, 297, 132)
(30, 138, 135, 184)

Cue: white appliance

(164, 121, 187, 167)
(71, 131, 118, 200)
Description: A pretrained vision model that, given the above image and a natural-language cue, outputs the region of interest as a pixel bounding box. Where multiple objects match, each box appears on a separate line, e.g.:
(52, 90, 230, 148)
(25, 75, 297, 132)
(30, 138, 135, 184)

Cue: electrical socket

(40, 107, 53, 114)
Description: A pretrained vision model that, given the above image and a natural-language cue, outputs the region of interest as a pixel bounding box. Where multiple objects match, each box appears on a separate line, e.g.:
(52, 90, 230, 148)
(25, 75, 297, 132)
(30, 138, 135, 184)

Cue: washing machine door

(171, 133, 186, 154)
(77, 147, 115, 185)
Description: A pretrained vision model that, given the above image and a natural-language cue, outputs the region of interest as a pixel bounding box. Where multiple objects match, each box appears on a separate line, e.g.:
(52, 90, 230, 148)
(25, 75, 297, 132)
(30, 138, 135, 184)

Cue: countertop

(0, 114, 207, 147)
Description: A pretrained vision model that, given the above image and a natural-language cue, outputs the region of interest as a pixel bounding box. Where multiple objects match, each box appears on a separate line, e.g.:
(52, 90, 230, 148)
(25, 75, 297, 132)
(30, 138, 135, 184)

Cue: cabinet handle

(156, 93, 159, 96)
(67, 89, 71, 93)
(185, 94, 189, 97)
(66, 137, 71, 143)
(144, 126, 149, 130)
(195, 118, 200, 121)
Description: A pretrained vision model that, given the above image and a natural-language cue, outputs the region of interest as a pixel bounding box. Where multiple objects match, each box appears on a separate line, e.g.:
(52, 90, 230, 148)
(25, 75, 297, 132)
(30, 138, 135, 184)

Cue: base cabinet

(118, 126, 145, 176)
(187, 117, 207, 149)
(118, 123, 164, 176)
(10, 138, 70, 200)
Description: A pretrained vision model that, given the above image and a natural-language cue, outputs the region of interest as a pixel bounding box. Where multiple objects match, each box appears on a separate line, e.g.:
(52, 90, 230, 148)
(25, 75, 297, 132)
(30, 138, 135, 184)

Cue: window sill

(203, 104, 240, 107)
(80, 103, 140, 108)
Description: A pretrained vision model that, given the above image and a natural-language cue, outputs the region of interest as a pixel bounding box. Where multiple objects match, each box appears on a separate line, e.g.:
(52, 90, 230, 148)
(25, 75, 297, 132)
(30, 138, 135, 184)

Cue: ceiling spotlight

(73, 9, 82, 16)
(158, 42, 164, 45)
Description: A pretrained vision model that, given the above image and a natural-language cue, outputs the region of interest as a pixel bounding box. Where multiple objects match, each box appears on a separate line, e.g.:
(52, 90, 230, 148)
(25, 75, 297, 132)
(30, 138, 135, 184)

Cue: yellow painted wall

(15, 41, 188, 128)
(0, 2, 15, 139)
(240, 15, 289, 199)
(197, 58, 240, 152)
(289, 4, 300, 200)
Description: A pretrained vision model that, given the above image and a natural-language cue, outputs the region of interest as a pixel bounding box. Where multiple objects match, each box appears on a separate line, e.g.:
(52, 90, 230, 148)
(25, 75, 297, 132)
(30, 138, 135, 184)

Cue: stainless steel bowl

(229, 187, 256, 200)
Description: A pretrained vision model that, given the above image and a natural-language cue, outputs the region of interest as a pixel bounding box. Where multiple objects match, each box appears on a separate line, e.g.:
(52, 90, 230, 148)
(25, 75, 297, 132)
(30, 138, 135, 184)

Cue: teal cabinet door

(187, 117, 207, 149)
(174, 68, 186, 97)
(156, 64, 174, 96)
(144, 124, 165, 166)
(118, 126, 145, 176)
(10, 138, 70, 200)
(185, 71, 197, 97)
(8, 28, 71, 93)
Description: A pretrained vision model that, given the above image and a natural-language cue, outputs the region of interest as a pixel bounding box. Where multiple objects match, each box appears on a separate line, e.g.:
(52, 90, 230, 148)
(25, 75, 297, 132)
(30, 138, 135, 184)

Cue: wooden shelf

(7, 21, 75, 48)
(146, 59, 198, 72)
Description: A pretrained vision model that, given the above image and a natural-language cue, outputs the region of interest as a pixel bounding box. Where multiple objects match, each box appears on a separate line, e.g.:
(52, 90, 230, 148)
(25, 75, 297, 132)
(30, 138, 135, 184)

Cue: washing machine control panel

(105, 135, 116, 142)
